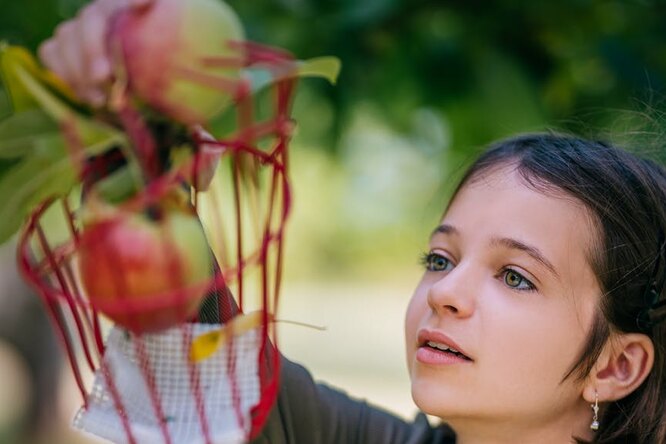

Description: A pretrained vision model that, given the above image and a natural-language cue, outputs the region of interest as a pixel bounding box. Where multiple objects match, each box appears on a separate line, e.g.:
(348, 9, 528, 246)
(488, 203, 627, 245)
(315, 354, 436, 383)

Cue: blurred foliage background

(1, 0, 666, 441)
(2, 0, 666, 280)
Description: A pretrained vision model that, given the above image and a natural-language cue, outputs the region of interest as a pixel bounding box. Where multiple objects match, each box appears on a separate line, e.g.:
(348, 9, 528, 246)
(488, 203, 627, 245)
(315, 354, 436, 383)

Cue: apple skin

(77, 208, 212, 333)
(110, 0, 245, 125)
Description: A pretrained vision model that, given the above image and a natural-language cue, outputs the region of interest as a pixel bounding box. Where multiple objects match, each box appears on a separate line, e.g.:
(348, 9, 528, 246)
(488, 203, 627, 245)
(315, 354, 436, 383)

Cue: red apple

(77, 204, 212, 333)
(110, 0, 245, 125)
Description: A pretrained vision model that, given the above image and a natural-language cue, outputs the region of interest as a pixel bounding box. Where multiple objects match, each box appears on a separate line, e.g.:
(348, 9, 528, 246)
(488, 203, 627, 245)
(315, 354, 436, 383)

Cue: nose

(426, 262, 477, 318)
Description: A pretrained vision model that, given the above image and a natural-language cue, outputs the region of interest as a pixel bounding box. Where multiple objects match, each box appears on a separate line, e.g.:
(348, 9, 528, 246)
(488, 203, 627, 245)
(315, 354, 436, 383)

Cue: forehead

(442, 167, 599, 280)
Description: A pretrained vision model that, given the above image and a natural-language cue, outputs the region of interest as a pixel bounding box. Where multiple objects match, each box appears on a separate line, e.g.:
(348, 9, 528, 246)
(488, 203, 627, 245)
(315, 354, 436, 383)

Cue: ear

(583, 333, 655, 403)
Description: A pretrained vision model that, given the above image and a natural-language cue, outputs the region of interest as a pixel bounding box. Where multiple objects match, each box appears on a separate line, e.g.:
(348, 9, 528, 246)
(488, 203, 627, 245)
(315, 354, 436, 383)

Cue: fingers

(38, 39, 66, 80)
(37, 0, 156, 106)
(79, 3, 111, 105)
(38, 21, 82, 84)
(56, 21, 88, 98)
(38, 3, 109, 104)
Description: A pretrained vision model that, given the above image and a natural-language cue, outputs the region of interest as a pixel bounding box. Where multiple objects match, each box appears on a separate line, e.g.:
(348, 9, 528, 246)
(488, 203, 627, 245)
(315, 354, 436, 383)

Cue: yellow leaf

(0, 44, 77, 112)
(11, 62, 126, 156)
(297, 56, 342, 85)
(190, 311, 263, 362)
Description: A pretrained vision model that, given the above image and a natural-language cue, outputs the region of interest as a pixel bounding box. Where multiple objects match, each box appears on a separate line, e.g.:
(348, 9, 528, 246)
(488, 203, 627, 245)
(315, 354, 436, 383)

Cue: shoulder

(255, 356, 457, 444)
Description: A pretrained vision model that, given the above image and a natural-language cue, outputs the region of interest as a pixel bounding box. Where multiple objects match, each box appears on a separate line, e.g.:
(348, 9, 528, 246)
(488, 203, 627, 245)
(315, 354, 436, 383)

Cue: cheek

(482, 302, 591, 398)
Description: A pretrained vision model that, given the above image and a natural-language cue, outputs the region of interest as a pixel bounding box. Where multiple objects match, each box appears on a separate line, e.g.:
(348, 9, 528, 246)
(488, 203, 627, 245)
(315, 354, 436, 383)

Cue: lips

(417, 329, 473, 362)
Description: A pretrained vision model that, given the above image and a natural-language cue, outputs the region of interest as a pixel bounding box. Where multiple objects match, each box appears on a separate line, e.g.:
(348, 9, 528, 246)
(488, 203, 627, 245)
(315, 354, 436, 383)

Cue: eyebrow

(491, 237, 560, 279)
(431, 224, 459, 238)
(431, 224, 560, 280)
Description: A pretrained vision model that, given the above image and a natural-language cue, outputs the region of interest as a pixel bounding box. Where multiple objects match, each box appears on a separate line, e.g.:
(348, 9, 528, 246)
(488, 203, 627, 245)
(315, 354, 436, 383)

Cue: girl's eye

(421, 252, 454, 272)
(503, 269, 536, 291)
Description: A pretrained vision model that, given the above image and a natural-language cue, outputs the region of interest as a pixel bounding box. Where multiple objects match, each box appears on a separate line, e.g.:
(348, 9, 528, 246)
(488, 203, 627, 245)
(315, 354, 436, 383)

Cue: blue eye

(503, 269, 536, 291)
(421, 252, 454, 272)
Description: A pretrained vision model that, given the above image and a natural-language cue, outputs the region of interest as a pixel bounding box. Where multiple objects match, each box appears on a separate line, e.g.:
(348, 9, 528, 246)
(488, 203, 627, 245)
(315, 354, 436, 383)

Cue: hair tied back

(636, 232, 666, 333)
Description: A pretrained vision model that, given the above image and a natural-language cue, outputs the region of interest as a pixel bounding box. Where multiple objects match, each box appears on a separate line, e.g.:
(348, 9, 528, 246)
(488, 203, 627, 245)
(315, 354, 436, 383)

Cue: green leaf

(0, 109, 125, 232)
(0, 157, 20, 178)
(0, 45, 126, 163)
(0, 87, 10, 120)
(4, 56, 126, 157)
(13, 63, 73, 122)
(93, 165, 139, 204)
(244, 56, 342, 94)
(0, 46, 130, 243)
(0, 116, 127, 242)
(0, 43, 39, 112)
(0, 109, 60, 158)
(297, 57, 342, 85)
(0, 147, 77, 244)
(0, 44, 79, 113)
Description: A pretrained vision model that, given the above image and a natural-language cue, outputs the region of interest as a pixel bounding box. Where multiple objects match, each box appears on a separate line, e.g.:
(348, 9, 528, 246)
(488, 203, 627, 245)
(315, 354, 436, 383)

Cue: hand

(38, 0, 153, 107)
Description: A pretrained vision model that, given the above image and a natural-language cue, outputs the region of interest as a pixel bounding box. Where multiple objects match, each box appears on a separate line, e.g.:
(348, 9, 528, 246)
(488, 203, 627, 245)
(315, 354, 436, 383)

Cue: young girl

(247, 134, 666, 444)
(40, 2, 666, 443)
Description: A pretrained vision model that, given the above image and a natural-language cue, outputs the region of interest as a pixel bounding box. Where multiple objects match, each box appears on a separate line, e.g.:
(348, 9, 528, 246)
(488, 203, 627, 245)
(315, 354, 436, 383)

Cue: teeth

(427, 341, 460, 354)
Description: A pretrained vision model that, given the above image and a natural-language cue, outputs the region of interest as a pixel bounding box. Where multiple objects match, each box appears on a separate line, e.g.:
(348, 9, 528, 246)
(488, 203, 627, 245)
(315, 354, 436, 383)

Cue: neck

(445, 407, 594, 444)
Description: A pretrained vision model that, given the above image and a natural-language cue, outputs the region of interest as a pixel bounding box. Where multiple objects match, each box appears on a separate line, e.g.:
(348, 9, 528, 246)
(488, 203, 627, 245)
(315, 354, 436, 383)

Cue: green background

(2, 0, 666, 279)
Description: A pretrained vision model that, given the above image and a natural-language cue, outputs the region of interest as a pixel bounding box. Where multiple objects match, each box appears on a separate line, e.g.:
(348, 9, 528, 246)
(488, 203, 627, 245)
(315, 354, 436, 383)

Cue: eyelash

(420, 251, 453, 272)
(419, 251, 537, 292)
(500, 268, 537, 292)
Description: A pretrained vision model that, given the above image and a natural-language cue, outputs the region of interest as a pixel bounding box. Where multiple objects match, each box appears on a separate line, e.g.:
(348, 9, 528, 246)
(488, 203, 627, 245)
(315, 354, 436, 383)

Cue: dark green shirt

(252, 357, 456, 444)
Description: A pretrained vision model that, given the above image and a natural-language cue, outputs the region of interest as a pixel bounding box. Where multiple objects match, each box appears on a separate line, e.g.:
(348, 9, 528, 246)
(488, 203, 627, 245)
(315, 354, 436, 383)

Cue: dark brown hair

(451, 133, 666, 443)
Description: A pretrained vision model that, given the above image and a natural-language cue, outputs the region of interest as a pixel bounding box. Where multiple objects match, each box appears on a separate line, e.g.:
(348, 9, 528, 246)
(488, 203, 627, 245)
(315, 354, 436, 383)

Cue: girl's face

(405, 166, 601, 438)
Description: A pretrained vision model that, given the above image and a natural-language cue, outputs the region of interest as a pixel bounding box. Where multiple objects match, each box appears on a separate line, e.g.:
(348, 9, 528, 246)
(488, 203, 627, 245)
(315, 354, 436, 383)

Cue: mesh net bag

(12, 13, 304, 443)
(73, 325, 261, 444)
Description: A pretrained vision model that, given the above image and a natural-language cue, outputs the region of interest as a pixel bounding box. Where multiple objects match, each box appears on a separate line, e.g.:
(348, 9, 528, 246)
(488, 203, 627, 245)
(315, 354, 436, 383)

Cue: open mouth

(422, 340, 473, 361)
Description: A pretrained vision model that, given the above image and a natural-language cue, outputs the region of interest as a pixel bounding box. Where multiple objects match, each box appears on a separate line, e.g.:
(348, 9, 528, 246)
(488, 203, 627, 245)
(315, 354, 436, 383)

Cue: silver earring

(590, 391, 599, 431)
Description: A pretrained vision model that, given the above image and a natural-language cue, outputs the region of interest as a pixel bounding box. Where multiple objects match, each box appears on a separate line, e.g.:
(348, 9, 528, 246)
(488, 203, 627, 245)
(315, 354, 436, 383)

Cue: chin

(410, 368, 487, 422)
(411, 375, 457, 418)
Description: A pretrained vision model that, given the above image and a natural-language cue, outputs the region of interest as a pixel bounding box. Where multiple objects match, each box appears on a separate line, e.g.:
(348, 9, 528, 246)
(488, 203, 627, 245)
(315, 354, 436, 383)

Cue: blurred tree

(1, 0, 665, 277)
(2, 0, 665, 152)
(224, 0, 666, 153)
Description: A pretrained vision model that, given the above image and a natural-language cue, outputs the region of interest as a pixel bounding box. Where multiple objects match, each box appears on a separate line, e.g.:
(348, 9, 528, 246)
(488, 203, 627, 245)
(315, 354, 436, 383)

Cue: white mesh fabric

(73, 323, 261, 444)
